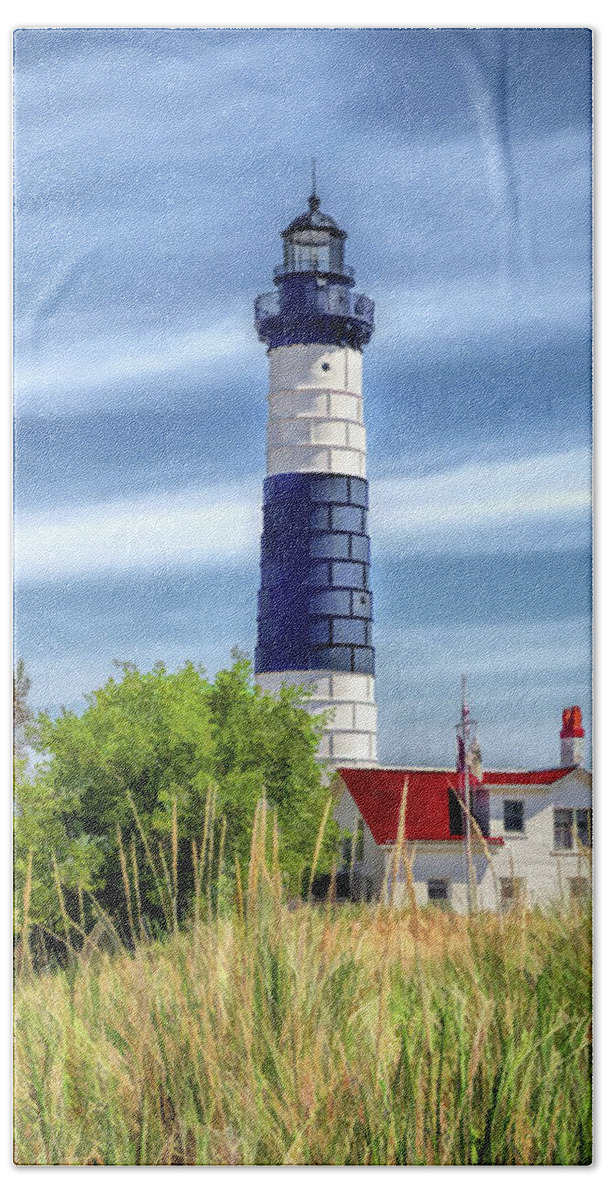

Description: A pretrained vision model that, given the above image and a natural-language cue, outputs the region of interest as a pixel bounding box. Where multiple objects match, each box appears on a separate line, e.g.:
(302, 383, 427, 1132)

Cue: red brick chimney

(560, 706, 585, 767)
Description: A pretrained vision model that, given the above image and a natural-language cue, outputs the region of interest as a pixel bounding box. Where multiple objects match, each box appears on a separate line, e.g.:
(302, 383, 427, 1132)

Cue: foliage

(15, 660, 592, 1166)
(15, 655, 337, 938)
(14, 752, 109, 940)
(13, 657, 32, 756)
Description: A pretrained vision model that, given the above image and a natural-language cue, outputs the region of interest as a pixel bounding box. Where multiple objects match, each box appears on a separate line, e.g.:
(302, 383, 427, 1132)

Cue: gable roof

(338, 765, 578, 847)
(338, 767, 464, 845)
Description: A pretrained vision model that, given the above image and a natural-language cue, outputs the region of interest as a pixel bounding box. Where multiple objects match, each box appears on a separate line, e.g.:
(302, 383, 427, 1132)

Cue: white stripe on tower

(266, 344, 366, 479)
(256, 667, 377, 764)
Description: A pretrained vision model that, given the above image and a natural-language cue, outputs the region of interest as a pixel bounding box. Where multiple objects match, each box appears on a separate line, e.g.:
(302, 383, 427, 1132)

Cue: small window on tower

(322, 361, 331, 371)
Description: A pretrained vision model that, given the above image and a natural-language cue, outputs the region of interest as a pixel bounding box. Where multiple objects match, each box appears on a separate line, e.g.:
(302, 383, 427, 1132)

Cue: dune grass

(14, 806, 592, 1166)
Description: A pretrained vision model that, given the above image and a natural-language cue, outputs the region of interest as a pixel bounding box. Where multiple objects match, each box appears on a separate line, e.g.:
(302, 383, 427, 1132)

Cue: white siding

(478, 770, 592, 910)
(338, 768, 592, 910)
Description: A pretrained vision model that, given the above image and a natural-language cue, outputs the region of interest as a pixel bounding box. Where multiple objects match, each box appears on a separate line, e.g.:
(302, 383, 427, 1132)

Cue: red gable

(339, 768, 459, 845)
(338, 765, 575, 846)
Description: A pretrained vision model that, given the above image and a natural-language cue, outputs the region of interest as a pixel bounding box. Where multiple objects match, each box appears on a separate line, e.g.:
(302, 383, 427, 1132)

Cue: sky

(13, 27, 592, 768)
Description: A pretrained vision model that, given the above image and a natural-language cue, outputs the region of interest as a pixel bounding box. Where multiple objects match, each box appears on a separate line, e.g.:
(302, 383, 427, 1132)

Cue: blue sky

(13, 27, 592, 767)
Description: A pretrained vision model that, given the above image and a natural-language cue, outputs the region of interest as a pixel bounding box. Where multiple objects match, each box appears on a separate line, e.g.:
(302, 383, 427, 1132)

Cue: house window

(575, 809, 591, 848)
(504, 799, 524, 833)
(553, 809, 591, 850)
(554, 809, 573, 849)
(569, 877, 590, 904)
(428, 879, 448, 903)
(500, 878, 524, 911)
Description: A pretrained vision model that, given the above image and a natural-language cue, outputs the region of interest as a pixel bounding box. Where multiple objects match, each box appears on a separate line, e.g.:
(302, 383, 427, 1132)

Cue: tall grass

(14, 802, 592, 1166)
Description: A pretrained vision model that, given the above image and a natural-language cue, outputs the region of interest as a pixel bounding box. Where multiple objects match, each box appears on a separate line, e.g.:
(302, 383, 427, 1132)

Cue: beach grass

(14, 818, 592, 1166)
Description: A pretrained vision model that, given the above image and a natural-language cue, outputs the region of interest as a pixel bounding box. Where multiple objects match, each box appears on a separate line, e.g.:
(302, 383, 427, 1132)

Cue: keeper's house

(332, 707, 591, 911)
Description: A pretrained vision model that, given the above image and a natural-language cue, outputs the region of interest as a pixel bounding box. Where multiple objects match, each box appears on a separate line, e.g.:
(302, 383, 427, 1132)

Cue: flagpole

(459, 674, 476, 913)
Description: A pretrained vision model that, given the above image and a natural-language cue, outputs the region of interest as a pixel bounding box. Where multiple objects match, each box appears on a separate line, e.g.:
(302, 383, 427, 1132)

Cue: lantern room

(255, 188, 374, 351)
(278, 191, 348, 279)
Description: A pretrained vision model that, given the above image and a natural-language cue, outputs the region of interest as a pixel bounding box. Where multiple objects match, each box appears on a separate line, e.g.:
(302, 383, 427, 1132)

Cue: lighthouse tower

(254, 185, 378, 766)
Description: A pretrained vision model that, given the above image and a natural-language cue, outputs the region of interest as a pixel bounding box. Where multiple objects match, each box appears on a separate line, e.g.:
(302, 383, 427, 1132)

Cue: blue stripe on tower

(255, 472, 375, 676)
(255, 272, 374, 351)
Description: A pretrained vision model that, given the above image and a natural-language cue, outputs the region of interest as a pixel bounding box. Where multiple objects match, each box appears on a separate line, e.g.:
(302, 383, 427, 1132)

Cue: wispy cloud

(15, 449, 590, 582)
(377, 615, 591, 767)
(15, 310, 257, 407)
(15, 483, 263, 581)
(371, 449, 590, 556)
(372, 267, 590, 364)
(379, 615, 590, 683)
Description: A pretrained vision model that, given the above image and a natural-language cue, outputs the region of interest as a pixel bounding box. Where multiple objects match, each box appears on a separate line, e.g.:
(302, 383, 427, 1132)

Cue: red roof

(339, 768, 460, 845)
(338, 765, 575, 846)
(483, 768, 574, 785)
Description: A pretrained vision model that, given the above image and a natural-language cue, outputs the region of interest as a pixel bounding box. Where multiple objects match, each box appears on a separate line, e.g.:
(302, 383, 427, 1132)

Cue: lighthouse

(254, 183, 378, 767)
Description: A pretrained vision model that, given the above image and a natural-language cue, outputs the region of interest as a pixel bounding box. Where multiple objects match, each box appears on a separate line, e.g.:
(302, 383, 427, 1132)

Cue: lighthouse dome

(280, 192, 347, 276)
(282, 192, 346, 239)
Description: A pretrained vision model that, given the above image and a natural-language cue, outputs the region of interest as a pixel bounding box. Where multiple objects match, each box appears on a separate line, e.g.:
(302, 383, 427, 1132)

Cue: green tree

(13, 658, 32, 757)
(208, 653, 336, 885)
(17, 655, 337, 939)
